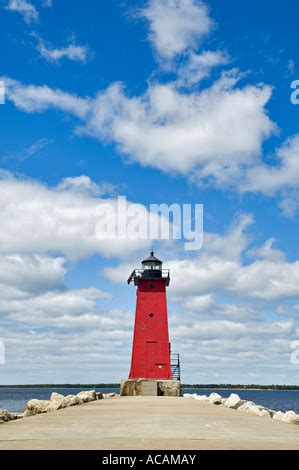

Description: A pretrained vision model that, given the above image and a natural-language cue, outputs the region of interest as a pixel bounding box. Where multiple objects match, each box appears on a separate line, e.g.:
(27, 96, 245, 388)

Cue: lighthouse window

(149, 313, 154, 318)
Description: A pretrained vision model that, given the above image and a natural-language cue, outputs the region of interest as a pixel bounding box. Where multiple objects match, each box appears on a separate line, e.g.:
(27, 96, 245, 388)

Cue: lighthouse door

(146, 341, 156, 377)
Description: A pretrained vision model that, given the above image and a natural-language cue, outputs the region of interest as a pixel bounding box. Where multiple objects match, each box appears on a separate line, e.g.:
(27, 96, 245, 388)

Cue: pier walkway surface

(0, 396, 299, 450)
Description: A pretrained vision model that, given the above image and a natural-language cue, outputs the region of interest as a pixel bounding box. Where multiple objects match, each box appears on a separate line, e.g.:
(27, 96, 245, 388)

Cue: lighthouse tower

(121, 252, 181, 396)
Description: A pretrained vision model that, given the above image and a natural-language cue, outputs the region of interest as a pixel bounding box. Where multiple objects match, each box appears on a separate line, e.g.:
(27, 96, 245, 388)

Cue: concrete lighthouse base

(120, 379, 181, 397)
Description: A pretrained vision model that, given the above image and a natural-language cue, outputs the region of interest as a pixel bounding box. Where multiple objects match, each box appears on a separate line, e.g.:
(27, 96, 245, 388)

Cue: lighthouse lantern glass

(143, 261, 161, 270)
(141, 252, 162, 271)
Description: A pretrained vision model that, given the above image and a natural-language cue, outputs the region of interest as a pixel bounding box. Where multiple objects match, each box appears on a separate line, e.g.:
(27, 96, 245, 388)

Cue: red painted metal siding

(129, 279, 172, 380)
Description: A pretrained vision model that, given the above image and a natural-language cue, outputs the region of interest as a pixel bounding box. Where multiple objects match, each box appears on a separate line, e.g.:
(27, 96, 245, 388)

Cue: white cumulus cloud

(177, 50, 230, 86)
(2, 77, 90, 118)
(0, 254, 66, 299)
(2, 72, 275, 186)
(140, 0, 213, 59)
(0, 172, 170, 260)
(5, 0, 39, 23)
(244, 134, 299, 195)
(84, 72, 275, 185)
(37, 41, 88, 64)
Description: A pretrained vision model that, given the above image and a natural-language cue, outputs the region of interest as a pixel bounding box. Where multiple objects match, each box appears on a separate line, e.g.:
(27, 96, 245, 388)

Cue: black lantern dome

(127, 251, 170, 285)
(141, 251, 162, 269)
(141, 251, 162, 278)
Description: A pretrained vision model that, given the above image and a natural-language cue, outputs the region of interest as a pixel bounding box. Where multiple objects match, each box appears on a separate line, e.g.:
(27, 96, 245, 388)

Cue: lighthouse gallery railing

(127, 269, 170, 285)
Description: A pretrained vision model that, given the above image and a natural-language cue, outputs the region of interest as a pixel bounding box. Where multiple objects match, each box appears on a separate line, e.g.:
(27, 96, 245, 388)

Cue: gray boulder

(45, 400, 62, 413)
(50, 392, 66, 406)
(273, 411, 285, 421)
(0, 409, 13, 423)
(49, 392, 80, 408)
(238, 401, 256, 412)
(238, 401, 272, 418)
(77, 390, 97, 402)
(103, 392, 119, 399)
(257, 407, 272, 418)
(281, 411, 299, 425)
(248, 405, 272, 418)
(224, 393, 245, 409)
(64, 394, 81, 406)
(209, 393, 222, 405)
(26, 399, 50, 415)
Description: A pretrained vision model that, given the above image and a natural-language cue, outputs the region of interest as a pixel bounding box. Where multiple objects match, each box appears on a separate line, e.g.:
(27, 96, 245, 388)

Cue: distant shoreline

(0, 384, 299, 390)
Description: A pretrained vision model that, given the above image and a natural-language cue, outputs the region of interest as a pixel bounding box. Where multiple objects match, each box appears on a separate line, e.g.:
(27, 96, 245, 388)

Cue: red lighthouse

(127, 252, 172, 380)
(121, 252, 180, 396)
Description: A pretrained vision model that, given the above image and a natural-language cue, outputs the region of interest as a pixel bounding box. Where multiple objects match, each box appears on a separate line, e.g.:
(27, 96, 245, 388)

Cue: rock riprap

(0, 409, 20, 423)
(0, 389, 120, 423)
(23, 390, 120, 416)
(183, 392, 299, 425)
(282, 411, 299, 424)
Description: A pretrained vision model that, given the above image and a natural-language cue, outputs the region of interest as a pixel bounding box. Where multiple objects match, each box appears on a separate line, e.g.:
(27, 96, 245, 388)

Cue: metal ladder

(170, 353, 181, 381)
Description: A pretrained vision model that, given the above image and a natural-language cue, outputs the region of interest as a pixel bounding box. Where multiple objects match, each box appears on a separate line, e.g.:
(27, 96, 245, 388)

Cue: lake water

(0, 387, 298, 414)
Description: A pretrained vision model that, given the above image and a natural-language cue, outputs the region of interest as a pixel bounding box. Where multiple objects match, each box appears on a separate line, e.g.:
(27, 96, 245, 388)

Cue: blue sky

(0, 0, 299, 385)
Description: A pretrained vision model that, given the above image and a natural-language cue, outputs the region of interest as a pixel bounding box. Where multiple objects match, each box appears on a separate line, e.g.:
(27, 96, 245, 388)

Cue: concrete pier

(0, 396, 299, 450)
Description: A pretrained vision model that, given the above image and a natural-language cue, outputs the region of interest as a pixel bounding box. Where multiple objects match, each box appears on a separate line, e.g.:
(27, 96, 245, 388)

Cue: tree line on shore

(0, 383, 299, 390)
(182, 384, 299, 390)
